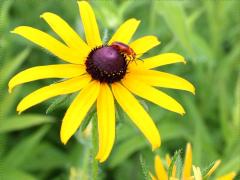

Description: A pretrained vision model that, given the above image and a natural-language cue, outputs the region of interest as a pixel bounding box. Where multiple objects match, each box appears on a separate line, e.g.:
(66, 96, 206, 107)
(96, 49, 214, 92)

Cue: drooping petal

(78, 1, 102, 48)
(11, 26, 84, 64)
(8, 64, 86, 93)
(17, 75, 91, 113)
(217, 172, 236, 180)
(60, 80, 100, 144)
(129, 69, 195, 94)
(155, 155, 168, 180)
(205, 160, 221, 177)
(96, 83, 115, 162)
(108, 18, 140, 45)
(182, 143, 193, 178)
(122, 76, 185, 115)
(111, 83, 160, 150)
(129, 53, 186, 70)
(40, 12, 90, 54)
(129, 36, 160, 57)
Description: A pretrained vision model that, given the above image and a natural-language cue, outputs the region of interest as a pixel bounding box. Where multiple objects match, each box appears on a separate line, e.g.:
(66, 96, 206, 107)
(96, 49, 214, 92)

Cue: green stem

(92, 115, 98, 180)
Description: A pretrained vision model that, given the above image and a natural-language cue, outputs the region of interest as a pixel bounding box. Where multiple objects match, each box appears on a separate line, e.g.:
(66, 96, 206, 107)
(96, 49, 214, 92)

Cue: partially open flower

(9, 1, 195, 162)
(150, 143, 236, 180)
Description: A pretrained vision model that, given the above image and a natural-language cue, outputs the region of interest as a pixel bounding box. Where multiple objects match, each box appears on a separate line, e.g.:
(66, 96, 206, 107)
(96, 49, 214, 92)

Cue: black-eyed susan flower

(9, 1, 194, 162)
(150, 143, 236, 180)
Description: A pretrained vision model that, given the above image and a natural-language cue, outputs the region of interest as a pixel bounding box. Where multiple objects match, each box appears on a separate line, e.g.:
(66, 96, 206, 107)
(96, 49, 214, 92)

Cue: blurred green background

(0, 0, 239, 179)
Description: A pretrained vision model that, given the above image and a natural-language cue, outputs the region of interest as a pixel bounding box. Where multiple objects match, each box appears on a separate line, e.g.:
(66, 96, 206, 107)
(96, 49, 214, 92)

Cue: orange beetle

(111, 41, 136, 61)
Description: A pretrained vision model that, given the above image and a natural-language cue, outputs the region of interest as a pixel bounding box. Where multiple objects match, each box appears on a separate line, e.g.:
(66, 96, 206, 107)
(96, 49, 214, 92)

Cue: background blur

(0, 0, 239, 179)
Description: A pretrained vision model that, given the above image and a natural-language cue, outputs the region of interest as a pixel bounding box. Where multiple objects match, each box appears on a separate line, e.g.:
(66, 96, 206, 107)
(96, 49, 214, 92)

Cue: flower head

(150, 143, 236, 180)
(9, 1, 194, 162)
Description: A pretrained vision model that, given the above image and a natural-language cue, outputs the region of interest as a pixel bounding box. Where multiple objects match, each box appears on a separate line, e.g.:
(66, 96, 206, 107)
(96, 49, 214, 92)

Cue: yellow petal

(192, 166, 202, 180)
(78, 1, 102, 48)
(182, 143, 193, 178)
(60, 80, 100, 144)
(112, 83, 160, 150)
(129, 53, 186, 70)
(130, 69, 195, 94)
(8, 64, 86, 93)
(205, 160, 221, 177)
(155, 155, 168, 180)
(122, 76, 185, 115)
(17, 75, 91, 113)
(40, 12, 90, 54)
(217, 172, 236, 180)
(165, 154, 171, 167)
(11, 26, 84, 64)
(96, 83, 115, 162)
(108, 18, 140, 45)
(129, 36, 160, 57)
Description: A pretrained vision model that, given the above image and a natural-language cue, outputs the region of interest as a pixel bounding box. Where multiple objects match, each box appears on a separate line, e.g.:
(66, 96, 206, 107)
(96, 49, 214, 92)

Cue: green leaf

(0, 114, 54, 133)
(3, 126, 49, 168)
(0, 0, 13, 33)
(81, 106, 96, 132)
(156, 1, 195, 57)
(139, 154, 150, 180)
(109, 135, 147, 168)
(0, 48, 30, 89)
(1, 168, 36, 180)
(215, 156, 240, 177)
(175, 151, 183, 179)
(46, 95, 68, 114)
(168, 150, 181, 178)
(22, 142, 68, 171)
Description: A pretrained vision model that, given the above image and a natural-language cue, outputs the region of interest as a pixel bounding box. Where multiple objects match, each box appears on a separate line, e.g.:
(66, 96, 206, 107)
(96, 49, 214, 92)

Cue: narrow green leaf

(46, 95, 68, 114)
(0, 48, 30, 88)
(139, 154, 150, 180)
(168, 150, 181, 178)
(1, 168, 36, 180)
(81, 106, 96, 132)
(175, 151, 183, 179)
(109, 135, 147, 168)
(156, 1, 195, 57)
(215, 156, 240, 176)
(22, 142, 68, 171)
(3, 126, 49, 168)
(0, 114, 54, 133)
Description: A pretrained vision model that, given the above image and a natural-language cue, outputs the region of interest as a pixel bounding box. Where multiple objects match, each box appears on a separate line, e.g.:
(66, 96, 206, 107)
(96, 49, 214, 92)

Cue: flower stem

(92, 115, 98, 180)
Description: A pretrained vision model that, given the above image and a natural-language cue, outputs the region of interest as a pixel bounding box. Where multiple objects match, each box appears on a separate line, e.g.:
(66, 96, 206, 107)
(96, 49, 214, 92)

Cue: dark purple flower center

(85, 46, 127, 83)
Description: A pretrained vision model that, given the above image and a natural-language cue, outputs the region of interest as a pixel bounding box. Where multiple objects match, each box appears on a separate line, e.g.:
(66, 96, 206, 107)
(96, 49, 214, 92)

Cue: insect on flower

(9, 1, 195, 162)
(111, 41, 137, 62)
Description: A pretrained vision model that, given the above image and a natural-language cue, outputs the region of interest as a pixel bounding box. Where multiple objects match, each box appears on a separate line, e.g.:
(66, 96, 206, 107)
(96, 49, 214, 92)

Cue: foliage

(0, 0, 239, 179)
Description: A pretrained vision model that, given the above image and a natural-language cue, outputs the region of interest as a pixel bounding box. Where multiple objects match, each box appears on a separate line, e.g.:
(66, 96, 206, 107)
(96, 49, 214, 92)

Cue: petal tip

(11, 26, 26, 34)
(40, 12, 48, 18)
(8, 87, 12, 94)
(192, 88, 196, 95)
(60, 136, 68, 145)
(180, 110, 186, 116)
(10, 29, 17, 34)
(60, 129, 71, 145)
(99, 159, 106, 163)
(152, 141, 161, 151)
(17, 110, 22, 115)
